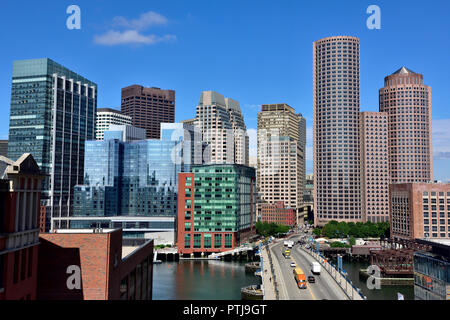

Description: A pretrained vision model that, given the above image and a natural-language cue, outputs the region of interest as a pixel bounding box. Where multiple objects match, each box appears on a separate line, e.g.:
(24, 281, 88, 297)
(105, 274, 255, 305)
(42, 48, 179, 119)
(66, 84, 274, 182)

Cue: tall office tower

(379, 67, 433, 183)
(195, 91, 249, 165)
(226, 98, 249, 166)
(69, 123, 203, 243)
(298, 114, 307, 199)
(7, 58, 97, 232)
(121, 85, 175, 139)
(96, 108, 132, 140)
(257, 104, 305, 211)
(313, 36, 362, 226)
(360, 112, 390, 223)
(0, 140, 7, 157)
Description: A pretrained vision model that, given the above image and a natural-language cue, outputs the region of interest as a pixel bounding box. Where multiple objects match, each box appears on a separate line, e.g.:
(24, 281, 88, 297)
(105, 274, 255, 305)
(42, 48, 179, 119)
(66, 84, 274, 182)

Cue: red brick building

(0, 154, 44, 300)
(259, 202, 297, 227)
(37, 228, 153, 300)
(390, 183, 450, 241)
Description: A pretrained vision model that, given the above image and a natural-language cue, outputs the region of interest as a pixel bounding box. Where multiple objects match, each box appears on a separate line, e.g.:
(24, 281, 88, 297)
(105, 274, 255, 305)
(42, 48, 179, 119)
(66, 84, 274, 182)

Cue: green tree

(349, 236, 356, 246)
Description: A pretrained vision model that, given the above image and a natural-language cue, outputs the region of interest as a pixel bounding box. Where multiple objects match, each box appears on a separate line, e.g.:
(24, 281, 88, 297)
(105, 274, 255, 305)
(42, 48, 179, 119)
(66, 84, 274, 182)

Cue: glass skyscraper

(67, 123, 204, 242)
(7, 58, 97, 231)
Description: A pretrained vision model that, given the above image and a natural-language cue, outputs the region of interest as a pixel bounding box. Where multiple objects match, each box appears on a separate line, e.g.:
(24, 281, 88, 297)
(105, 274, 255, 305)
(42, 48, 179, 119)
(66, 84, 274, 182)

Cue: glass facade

(73, 124, 201, 223)
(8, 58, 97, 231)
(414, 249, 450, 300)
(192, 165, 255, 233)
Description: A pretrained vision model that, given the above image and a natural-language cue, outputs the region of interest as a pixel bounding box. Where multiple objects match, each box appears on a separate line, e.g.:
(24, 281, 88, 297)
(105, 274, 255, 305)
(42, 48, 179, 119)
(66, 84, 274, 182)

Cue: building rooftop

(51, 228, 116, 234)
(97, 108, 123, 114)
(392, 66, 416, 75)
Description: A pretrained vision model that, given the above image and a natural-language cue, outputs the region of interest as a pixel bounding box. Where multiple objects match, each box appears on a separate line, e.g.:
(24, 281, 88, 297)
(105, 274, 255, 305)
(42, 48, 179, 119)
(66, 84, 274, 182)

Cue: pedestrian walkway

(261, 245, 277, 300)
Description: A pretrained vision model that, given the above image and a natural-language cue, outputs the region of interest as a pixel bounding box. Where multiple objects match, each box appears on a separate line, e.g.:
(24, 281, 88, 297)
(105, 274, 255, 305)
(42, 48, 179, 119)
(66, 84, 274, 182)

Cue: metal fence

(303, 247, 367, 300)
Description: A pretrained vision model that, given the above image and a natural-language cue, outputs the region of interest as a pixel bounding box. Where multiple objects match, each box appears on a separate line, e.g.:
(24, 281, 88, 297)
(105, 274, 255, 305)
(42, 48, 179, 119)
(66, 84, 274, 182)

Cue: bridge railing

(302, 246, 366, 300)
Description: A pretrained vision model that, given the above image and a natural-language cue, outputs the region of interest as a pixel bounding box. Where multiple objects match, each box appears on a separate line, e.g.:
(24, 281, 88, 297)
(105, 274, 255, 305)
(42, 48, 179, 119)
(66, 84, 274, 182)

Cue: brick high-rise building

(313, 36, 362, 226)
(121, 85, 175, 139)
(379, 67, 433, 183)
(360, 111, 390, 223)
(0, 154, 44, 300)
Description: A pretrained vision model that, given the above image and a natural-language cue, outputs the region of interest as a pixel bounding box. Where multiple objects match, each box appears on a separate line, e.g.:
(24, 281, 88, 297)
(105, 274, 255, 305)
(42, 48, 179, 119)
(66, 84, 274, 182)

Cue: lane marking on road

(290, 254, 317, 300)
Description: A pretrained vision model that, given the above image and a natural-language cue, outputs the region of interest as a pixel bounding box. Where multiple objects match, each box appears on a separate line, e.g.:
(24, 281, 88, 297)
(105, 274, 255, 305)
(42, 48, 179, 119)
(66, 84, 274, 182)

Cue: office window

(194, 234, 202, 248)
(204, 234, 211, 248)
(184, 234, 191, 248)
(214, 234, 222, 248)
(225, 234, 233, 248)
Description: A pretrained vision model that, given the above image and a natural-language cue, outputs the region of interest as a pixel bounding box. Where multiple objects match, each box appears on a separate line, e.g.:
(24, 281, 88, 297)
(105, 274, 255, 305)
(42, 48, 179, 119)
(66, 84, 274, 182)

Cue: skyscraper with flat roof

(379, 67, 433, 183)
(96, 108, 132, 140)
(360, 111, 390, 223)
(121, 85, 175, 139)
(7, 58, 97, 231)
(313, 36, 362, 226)
(257, 104, 305, 212)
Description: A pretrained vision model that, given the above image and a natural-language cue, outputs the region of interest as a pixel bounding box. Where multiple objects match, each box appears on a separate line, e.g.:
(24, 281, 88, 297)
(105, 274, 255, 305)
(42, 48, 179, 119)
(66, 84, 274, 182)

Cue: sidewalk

(261, 246, 277, 300)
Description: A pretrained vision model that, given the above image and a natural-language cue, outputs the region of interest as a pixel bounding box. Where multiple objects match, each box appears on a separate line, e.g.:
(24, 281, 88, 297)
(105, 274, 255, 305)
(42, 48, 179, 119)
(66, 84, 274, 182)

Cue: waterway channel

(153, 260, 261, 300)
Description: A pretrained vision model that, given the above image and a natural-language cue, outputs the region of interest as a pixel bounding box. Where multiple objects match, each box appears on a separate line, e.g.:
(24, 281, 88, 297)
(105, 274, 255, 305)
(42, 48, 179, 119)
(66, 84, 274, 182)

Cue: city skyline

(0, 1, 449, 181)
(1, 1, 450, 303)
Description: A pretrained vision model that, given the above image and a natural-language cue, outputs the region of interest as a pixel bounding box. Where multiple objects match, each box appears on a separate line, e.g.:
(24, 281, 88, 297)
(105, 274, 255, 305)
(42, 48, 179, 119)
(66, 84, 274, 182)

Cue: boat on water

(241, 284, 263, 300)
(244, 261, 261, 273)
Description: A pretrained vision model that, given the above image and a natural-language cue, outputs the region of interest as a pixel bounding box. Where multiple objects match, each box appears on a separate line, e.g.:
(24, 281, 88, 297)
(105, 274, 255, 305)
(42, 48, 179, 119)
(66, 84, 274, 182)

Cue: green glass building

(7, 58, 97, 231)
(178, 164, 257, 255)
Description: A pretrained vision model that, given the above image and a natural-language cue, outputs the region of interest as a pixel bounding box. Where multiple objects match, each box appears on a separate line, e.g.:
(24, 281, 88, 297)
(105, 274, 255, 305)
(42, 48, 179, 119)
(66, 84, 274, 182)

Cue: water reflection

(153, 260, 260, 300)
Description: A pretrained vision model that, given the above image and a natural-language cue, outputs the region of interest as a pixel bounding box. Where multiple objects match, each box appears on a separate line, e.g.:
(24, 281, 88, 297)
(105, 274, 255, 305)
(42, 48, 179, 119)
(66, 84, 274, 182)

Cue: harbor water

(341, 259, 415, 300)
(153, 260, 261, 300)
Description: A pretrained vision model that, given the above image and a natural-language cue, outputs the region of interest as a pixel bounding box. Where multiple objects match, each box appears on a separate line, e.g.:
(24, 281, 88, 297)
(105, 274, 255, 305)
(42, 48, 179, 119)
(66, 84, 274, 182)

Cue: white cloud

(433, 119, 450, 159)
(94, 30, 176, 46)
(95, 11, 175, 47)
(112, 11, 168, 30)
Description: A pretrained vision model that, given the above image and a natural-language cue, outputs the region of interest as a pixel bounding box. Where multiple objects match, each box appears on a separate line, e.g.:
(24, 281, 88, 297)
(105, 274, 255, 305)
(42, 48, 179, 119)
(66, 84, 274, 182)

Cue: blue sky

(1, 0, 449, 180)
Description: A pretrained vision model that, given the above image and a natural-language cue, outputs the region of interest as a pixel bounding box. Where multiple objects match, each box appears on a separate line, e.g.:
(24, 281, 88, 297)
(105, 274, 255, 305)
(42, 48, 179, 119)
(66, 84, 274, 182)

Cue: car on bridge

(308, 276, 316, 283)
(290, 262, 296, 267)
